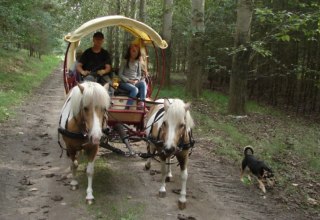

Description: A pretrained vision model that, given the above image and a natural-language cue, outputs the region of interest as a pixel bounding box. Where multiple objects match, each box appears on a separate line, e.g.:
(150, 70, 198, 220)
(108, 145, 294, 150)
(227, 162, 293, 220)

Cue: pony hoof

(159, 191, 166, 198)
(165, 176, 172, 182)
(86, 199, 94, 205)
(70, 185, 79, 191)
(125, 151, 136, 157)
(144, 164, 151, 170)
(178, 200, 186, 210)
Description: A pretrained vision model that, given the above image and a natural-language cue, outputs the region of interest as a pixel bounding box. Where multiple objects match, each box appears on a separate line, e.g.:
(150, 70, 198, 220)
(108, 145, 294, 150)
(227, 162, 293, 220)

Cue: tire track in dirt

(185, 148, 309, 220)
(100, 141, 308, 220)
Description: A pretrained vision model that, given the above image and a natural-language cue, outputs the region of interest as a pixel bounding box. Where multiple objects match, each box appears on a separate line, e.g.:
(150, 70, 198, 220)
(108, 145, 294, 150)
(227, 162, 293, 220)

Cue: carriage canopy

(64, 15, 168, 48)
(63, 15, 167, 71)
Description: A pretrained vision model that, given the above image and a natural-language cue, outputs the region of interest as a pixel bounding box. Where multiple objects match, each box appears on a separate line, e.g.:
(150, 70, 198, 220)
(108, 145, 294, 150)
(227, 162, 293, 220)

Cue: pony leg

(85, 146, 98, 205)
(86, 160, 95, 204)
(159, 158, 167, 198)
(176, 152, 189, 210)
(145, 143, 155, 170)
(178, 168, 188, 209)
(165, 158, 173, 182)
(69, 151, 79, 190)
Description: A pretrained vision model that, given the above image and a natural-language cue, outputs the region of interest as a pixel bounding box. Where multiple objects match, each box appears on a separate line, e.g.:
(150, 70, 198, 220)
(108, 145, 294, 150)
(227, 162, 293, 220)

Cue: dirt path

(0, 67, 93, 220)
(107, 143, 310, 220)
(0, 66, 312, 220)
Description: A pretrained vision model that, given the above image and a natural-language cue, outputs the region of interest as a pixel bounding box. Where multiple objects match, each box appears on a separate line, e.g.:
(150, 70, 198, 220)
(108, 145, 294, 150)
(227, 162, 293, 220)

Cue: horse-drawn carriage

(63, 15, 167, 136)
(58, 15, 195, 210)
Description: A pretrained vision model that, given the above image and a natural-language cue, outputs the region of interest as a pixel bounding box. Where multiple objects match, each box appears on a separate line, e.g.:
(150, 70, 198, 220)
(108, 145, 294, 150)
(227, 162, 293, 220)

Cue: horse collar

(58, 127, 88, 140)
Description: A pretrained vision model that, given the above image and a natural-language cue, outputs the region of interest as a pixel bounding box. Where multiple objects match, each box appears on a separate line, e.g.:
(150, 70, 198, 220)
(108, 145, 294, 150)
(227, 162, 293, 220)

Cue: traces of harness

(57, 127, 90, 158)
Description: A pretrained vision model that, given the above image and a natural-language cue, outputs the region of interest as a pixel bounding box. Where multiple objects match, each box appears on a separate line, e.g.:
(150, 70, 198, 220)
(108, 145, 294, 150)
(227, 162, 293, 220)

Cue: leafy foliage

(1, 0, 320, 113)
(0, 0, 63, 56)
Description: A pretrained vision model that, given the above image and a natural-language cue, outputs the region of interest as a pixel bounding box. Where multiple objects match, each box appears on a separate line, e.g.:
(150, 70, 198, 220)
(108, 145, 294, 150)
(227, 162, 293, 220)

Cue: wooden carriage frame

(63, 15, 168, 136)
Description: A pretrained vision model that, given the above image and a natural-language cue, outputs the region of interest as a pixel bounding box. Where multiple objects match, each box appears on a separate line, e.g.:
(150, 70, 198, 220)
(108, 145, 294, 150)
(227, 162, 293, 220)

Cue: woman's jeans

(119, 81, 146, 106)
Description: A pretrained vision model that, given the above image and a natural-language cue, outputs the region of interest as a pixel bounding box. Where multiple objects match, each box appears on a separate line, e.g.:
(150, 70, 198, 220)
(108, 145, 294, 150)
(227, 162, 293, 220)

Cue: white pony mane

(165, 99, 194, 129)
(70, 82, 110, 117)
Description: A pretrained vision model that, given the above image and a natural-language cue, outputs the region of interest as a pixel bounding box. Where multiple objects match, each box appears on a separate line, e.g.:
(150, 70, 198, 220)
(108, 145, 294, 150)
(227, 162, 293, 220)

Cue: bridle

(57, 99, 108, 156)
(148, 109, 195, 156)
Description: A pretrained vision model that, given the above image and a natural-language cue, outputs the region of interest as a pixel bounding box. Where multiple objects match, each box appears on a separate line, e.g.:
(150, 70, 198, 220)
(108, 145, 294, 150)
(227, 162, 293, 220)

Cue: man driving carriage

(77, 32, 113, 91)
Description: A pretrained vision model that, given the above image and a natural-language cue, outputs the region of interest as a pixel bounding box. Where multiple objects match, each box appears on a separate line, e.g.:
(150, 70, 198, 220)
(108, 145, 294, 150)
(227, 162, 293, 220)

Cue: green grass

(154, 84, 189, 100)
(201, 89, 229, 113)
(0, 48, 60, 121)
(158, 85, 320, 170)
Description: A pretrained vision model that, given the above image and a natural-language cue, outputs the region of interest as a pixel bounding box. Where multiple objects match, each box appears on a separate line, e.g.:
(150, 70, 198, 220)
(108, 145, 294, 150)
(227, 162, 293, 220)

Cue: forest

(0, 1, 319, 218)
(1, 0, 320, 116)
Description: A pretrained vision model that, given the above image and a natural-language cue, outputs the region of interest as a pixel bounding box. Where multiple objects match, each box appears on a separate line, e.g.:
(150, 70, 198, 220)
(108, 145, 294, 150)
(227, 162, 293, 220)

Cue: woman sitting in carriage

(118, 40, 147, 110)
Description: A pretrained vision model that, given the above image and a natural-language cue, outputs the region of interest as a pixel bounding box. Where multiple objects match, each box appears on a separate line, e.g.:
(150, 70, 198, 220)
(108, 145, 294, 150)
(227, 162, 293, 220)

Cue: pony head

(160, 99, 194, 155)
(70, 82, 110, 145)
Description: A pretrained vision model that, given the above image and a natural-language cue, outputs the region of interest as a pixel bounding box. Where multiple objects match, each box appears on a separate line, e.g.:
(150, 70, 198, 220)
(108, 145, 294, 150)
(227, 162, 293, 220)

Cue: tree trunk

(107, 28, 114, 58)
(228, 0, 253, 115)
(121, 0, 130, 61)
(139, 0, 146, 22)
(114, 0, 121, 68)
(130, 0, 137, 19)
(182, 43, 188, 73)
(186, 0, 205, 98)
(162, 0, 173, 87)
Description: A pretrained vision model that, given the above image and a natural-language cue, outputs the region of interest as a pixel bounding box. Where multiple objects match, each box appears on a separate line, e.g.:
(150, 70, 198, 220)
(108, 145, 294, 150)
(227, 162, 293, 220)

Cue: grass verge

(0, 48, 60, 121)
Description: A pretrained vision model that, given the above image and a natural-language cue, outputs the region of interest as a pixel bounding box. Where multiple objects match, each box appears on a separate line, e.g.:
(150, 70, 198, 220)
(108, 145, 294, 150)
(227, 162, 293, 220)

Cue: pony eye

(83, 107, 89, 112)
(179, 124, 185, 129)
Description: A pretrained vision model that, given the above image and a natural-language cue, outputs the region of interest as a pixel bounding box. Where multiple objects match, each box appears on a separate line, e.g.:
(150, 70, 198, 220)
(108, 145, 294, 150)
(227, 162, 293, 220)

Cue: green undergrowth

(0, 48, 60, 121)
(157, 85, 319, 171)
(157, 84, 320, 210)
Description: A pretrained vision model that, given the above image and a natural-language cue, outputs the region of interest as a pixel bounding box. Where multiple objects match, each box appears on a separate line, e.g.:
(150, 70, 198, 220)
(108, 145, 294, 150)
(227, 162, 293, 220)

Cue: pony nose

(164, 147, 175, 155)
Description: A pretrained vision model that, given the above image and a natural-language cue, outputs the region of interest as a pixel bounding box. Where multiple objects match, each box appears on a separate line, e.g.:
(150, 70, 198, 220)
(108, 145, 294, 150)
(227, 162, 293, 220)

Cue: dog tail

(244, 146, 254, 155)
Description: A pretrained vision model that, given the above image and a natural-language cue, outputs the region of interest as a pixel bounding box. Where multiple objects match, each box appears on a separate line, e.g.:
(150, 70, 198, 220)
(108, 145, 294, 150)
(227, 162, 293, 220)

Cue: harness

(177, 129, 195, 150)
(57, 129, 87, 158)
(146, 107, 196, 160)
(147, 107, 165, 148)
(57, 127, 88, 139)
(57, 96, 107, 158)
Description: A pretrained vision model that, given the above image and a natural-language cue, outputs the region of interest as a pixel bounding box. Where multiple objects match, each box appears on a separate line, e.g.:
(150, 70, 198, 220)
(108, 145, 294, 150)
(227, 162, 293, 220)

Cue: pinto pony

(58, 82, 110, 204)
(145, 98, 195, 210)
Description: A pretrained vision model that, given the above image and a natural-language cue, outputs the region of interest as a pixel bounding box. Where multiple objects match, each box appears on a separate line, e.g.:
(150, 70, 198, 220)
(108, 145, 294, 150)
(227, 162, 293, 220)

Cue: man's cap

(93, 31, 104, 39)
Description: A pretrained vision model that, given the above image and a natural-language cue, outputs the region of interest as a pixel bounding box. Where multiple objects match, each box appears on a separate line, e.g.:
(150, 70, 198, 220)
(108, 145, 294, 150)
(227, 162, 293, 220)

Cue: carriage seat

(114, 87, 130, 96)
(111, 68, 149, 99)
